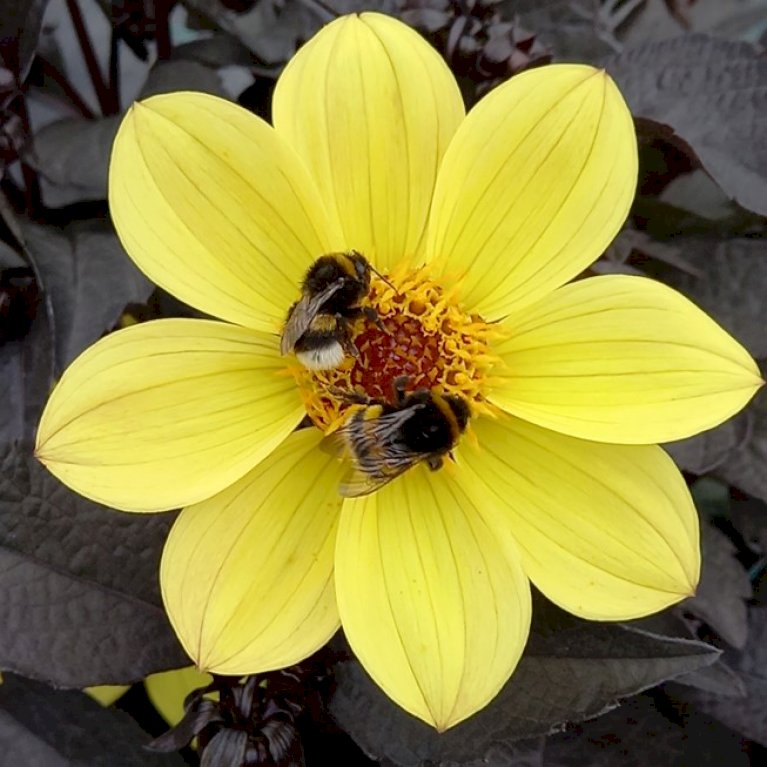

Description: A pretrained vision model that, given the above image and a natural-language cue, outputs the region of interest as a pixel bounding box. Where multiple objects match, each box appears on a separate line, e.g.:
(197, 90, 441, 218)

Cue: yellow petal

(161, 429, 343, 674)
(109, 92, 344, 332)
(273, 13, 464, 270)
(36, 319, 303, 511)
(145, 667, 212, 726)
(488, 275, 763, 444)
(85, 685, 130, 706)
(336, 467, 531, 731)
(461, 417, 699, 619)
(426, 65, 637, 319)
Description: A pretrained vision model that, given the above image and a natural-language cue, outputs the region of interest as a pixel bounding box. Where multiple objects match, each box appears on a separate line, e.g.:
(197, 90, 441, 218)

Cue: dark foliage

(1, 0, 767, 765)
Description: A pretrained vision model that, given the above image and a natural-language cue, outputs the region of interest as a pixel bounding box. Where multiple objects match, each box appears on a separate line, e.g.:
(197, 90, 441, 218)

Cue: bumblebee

(323, 377, 471, 497)
(280, 251, 378, 371)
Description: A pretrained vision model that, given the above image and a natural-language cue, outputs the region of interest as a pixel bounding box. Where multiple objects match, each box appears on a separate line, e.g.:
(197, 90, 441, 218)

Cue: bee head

(347, 250, 371, 289)
(444, 395, 471, 433)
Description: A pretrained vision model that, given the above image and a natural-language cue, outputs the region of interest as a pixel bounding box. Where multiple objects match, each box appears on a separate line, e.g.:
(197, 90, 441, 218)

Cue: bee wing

(279, 280, 344, 355)
(319, 428, 348, 459)
(338, 466, 403, 497)
(321, 406, 426, 498)
(338, 453, 423, 497)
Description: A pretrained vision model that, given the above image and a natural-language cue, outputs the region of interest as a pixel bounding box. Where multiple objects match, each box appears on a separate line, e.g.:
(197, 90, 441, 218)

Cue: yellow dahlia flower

(35, 13, 761, 731)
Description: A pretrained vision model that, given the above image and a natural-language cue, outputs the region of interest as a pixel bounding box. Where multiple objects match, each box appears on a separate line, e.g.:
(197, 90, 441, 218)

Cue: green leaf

(0, 444, 188, 687)
(605, 35, 767, 215)
(0, 673, 185, 766)
(18, 220, 153, 370)
(684, 521, 752, 649)
(330, 599, 720, 766)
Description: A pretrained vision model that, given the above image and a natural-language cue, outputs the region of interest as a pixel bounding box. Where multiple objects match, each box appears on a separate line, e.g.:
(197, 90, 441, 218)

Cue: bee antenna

(369, 265, 398, 294)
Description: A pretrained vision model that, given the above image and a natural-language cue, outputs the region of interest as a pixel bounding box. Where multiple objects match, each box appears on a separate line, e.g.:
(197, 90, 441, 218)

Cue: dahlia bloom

(36, 13, 761, 730)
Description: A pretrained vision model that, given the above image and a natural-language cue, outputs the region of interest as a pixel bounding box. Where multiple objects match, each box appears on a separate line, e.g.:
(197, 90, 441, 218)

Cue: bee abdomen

(295, 339, 346, 371)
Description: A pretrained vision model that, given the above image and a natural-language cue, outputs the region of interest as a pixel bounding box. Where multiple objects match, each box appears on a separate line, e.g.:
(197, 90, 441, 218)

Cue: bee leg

(335, 315, 360, 358)
(326, 386, 373, 405)
(427, 455, 444, 471)
(342, 336, 360, 358)
(392, 375, 412, 404)
(361, 306, 388, 333)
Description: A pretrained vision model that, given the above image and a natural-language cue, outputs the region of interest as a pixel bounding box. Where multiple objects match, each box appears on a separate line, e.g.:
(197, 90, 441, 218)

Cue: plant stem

(65, 0, 116, 114)
(108, 26, 121, 110)
(155, 0, 172, 61)
(37, 56, 97, 119)
(13, 95, 41, 218)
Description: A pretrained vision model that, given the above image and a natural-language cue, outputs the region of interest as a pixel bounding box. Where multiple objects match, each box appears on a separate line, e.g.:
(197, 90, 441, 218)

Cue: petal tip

(33, 421, 57, 466)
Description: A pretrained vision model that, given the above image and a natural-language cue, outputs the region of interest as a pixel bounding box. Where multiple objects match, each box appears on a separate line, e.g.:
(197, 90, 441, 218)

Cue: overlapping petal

(161, 429, 345, 674)
(273, 13, 464, 270)
(460, 417, 699, 619)
(110, 92, 344, 332)
(335, 466, 531, 731)
(36, 319, 304, 512)
(426, 64, 637, 320)
(488, 275, 763, 444)
(85, 685, 129, 706)
(145, 667, 212, 726)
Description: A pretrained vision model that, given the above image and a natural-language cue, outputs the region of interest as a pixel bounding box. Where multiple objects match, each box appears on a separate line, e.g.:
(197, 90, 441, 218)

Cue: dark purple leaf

(730, 493, 767, 556)
(18, 220, 153, 370)
(200, 729, 249, 767)
(541, 694, 749, 767)
(675, 607, 767, 746)
(605, 35, 767, 216)
(0, 236, 54, 444)
(0, 0, 52, 81)
(684, 521, 752, 648)
(0, 673, 185, 766)
(0, 444, 188, 686)
(511, 0, 627, 61)
(630, 610, 746, 698)
(331, 602, 719, 766)
(654, 237, 767, 481)
(28, 59, 227, 208)
(717, 388, 767, 505)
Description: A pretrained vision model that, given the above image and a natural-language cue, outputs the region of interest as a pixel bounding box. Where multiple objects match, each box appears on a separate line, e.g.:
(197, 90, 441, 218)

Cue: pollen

(291, 266, 497, 431)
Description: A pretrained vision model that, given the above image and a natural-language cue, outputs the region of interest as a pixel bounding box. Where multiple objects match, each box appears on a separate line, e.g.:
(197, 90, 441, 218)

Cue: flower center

(291, 265, 496, 432)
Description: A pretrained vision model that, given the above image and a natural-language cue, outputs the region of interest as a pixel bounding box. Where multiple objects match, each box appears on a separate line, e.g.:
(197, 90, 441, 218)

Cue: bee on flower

(35, 13, 762, 732)
(280, 250, 378, 371)
(321, 374, 472, 496)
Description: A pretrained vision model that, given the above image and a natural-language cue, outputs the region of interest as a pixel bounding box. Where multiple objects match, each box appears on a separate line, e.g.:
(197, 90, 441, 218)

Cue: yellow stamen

(292, 266, 496, 431)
